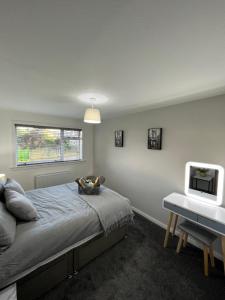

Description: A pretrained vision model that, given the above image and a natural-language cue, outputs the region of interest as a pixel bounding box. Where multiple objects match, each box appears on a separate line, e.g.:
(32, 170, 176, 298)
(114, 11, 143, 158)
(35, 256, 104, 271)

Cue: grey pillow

(5, 178, 25, 195)
(0, 202, 16, 253)
(4, 189, 38, 221)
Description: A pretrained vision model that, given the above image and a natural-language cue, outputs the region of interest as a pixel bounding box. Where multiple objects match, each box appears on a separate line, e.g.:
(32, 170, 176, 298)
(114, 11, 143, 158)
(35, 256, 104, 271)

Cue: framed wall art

(148, 128, 162, 150)
(115, 130, 124, 147)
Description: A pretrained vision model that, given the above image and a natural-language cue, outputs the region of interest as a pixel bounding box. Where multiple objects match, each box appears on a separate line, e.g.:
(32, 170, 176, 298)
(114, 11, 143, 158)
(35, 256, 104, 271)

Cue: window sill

(10, 159, 86, 170)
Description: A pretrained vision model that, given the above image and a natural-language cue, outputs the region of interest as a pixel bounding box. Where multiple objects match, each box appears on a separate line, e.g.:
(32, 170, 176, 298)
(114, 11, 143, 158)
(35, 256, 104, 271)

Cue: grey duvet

(0, 183, 133, 289)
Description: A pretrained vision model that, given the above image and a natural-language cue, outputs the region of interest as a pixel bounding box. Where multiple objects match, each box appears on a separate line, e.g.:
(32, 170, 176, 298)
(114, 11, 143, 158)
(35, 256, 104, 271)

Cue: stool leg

(209, 245, 215, 268)
(176, 231, 184, 254)
(183, 233, 188, 248)
(203, 246, 209, 277)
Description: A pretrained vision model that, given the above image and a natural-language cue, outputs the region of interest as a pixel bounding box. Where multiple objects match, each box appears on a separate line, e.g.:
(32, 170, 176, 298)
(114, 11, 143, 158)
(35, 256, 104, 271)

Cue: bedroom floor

(40, 215, 225, 300)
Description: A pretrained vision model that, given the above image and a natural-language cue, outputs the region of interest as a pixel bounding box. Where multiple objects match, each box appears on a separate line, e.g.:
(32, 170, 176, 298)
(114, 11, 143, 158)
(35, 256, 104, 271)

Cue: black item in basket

(78, 185, 100, 195)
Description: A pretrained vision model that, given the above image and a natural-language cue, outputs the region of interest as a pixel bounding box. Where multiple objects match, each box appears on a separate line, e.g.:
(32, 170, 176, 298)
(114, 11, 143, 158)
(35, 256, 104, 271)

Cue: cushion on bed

(4, 189, 38, 221)
(0, 201, 16, 253)
(5, 179, 25, 195)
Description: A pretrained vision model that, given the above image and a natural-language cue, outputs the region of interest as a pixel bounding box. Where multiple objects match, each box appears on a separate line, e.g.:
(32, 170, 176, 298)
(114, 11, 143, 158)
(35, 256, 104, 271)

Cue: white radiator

(35, 171, 74, 188)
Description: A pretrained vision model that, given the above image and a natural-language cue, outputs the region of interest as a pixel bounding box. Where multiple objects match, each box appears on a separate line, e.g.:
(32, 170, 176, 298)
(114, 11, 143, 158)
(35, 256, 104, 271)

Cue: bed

(0, 183, 133, 300)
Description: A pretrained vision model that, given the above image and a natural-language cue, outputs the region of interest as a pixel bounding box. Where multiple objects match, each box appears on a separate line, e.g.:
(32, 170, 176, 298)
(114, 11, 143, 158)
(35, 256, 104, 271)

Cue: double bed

(0, 182, 133, 300)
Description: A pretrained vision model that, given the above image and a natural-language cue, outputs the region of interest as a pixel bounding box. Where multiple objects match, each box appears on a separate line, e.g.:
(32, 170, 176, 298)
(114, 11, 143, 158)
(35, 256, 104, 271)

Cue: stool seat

(176, 220, 218, 276)
(178, 220, 217, 246)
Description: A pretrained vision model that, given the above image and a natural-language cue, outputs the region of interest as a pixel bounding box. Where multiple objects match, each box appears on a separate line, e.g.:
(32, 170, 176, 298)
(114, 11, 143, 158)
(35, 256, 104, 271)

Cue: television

(185, 162, 224, 206)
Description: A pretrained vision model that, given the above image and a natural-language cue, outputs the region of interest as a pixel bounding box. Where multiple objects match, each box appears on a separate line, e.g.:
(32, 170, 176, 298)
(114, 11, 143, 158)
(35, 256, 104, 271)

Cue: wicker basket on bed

(75, 176, 105, 195)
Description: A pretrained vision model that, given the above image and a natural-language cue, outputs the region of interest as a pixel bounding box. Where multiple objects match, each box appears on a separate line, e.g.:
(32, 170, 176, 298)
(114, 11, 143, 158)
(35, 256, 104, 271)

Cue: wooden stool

(176, 220, 217, 276)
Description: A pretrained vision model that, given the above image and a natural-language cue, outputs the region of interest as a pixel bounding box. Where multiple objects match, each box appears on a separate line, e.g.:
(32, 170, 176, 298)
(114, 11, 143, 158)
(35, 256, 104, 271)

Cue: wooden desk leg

(172, 214, 178, 236)
(221, 236, 225, 275)
(163, 212, 174, 248)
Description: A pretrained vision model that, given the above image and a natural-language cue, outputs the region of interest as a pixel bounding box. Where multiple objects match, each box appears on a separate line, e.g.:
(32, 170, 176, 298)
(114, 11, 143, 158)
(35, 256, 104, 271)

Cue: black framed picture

(148, 128, 162, 150)
(115, 130, 124, 147)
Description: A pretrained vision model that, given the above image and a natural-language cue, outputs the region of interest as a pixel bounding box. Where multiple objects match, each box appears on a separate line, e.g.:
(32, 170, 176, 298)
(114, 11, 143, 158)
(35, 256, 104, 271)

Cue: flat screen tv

(185, 162, 224, 206)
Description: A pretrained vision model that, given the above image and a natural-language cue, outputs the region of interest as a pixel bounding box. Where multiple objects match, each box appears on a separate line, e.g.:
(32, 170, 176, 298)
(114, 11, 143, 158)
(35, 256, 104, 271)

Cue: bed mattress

(0, 183, 102, 289)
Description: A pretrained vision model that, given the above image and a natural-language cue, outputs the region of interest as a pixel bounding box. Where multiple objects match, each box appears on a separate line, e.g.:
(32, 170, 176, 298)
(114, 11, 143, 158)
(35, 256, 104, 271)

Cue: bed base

(17, 226, 127, 300)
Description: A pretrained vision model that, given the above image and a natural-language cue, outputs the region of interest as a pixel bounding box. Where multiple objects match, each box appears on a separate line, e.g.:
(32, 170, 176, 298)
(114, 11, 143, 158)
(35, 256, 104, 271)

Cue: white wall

(0, 109, 94, 190)
(94, 95, 225, 227)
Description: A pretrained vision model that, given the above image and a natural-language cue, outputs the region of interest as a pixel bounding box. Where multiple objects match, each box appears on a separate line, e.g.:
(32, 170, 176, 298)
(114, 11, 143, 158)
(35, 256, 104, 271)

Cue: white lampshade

(0, 174, 6, 184)
(84, 108, 101, 124)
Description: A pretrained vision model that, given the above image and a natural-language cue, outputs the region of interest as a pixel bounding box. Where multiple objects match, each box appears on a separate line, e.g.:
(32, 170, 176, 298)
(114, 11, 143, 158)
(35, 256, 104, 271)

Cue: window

(15, 124, 83, 166)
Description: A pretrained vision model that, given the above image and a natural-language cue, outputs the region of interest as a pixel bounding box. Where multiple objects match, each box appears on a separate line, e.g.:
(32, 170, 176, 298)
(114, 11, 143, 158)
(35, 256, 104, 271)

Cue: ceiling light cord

(90, 97, 95, 109)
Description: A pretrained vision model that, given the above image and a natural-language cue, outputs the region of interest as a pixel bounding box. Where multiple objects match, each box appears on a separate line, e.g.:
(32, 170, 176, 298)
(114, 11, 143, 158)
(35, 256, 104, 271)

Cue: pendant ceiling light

(84, 98, 101, 124)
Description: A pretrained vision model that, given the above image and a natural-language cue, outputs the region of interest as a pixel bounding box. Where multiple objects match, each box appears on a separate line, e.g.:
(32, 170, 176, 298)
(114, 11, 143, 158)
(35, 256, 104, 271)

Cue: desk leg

(221, 236, 225, 275)
(172, 214, 178, 236)
(163, 212, 174, 248)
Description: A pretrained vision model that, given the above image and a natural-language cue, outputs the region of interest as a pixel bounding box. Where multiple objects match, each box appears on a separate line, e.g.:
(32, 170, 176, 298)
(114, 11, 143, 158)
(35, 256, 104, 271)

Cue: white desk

(162, 192, 225, 274)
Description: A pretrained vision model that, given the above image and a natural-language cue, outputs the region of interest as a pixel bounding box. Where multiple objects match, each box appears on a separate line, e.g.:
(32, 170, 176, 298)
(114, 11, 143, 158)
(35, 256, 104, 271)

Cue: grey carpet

(40, 215, 225, 300)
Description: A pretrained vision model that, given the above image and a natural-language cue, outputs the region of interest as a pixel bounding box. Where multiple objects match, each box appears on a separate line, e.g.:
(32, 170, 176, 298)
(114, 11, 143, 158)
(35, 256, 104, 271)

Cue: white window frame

(14, 124, 83, 167)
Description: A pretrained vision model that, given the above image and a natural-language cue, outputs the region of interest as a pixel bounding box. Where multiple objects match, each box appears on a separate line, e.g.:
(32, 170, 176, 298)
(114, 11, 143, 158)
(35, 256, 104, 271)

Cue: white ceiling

(0, 0, 225, 119)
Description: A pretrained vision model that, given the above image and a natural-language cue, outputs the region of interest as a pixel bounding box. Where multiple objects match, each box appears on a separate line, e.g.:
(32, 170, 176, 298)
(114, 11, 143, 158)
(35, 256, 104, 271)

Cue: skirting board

(132, 206, 223, 261)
